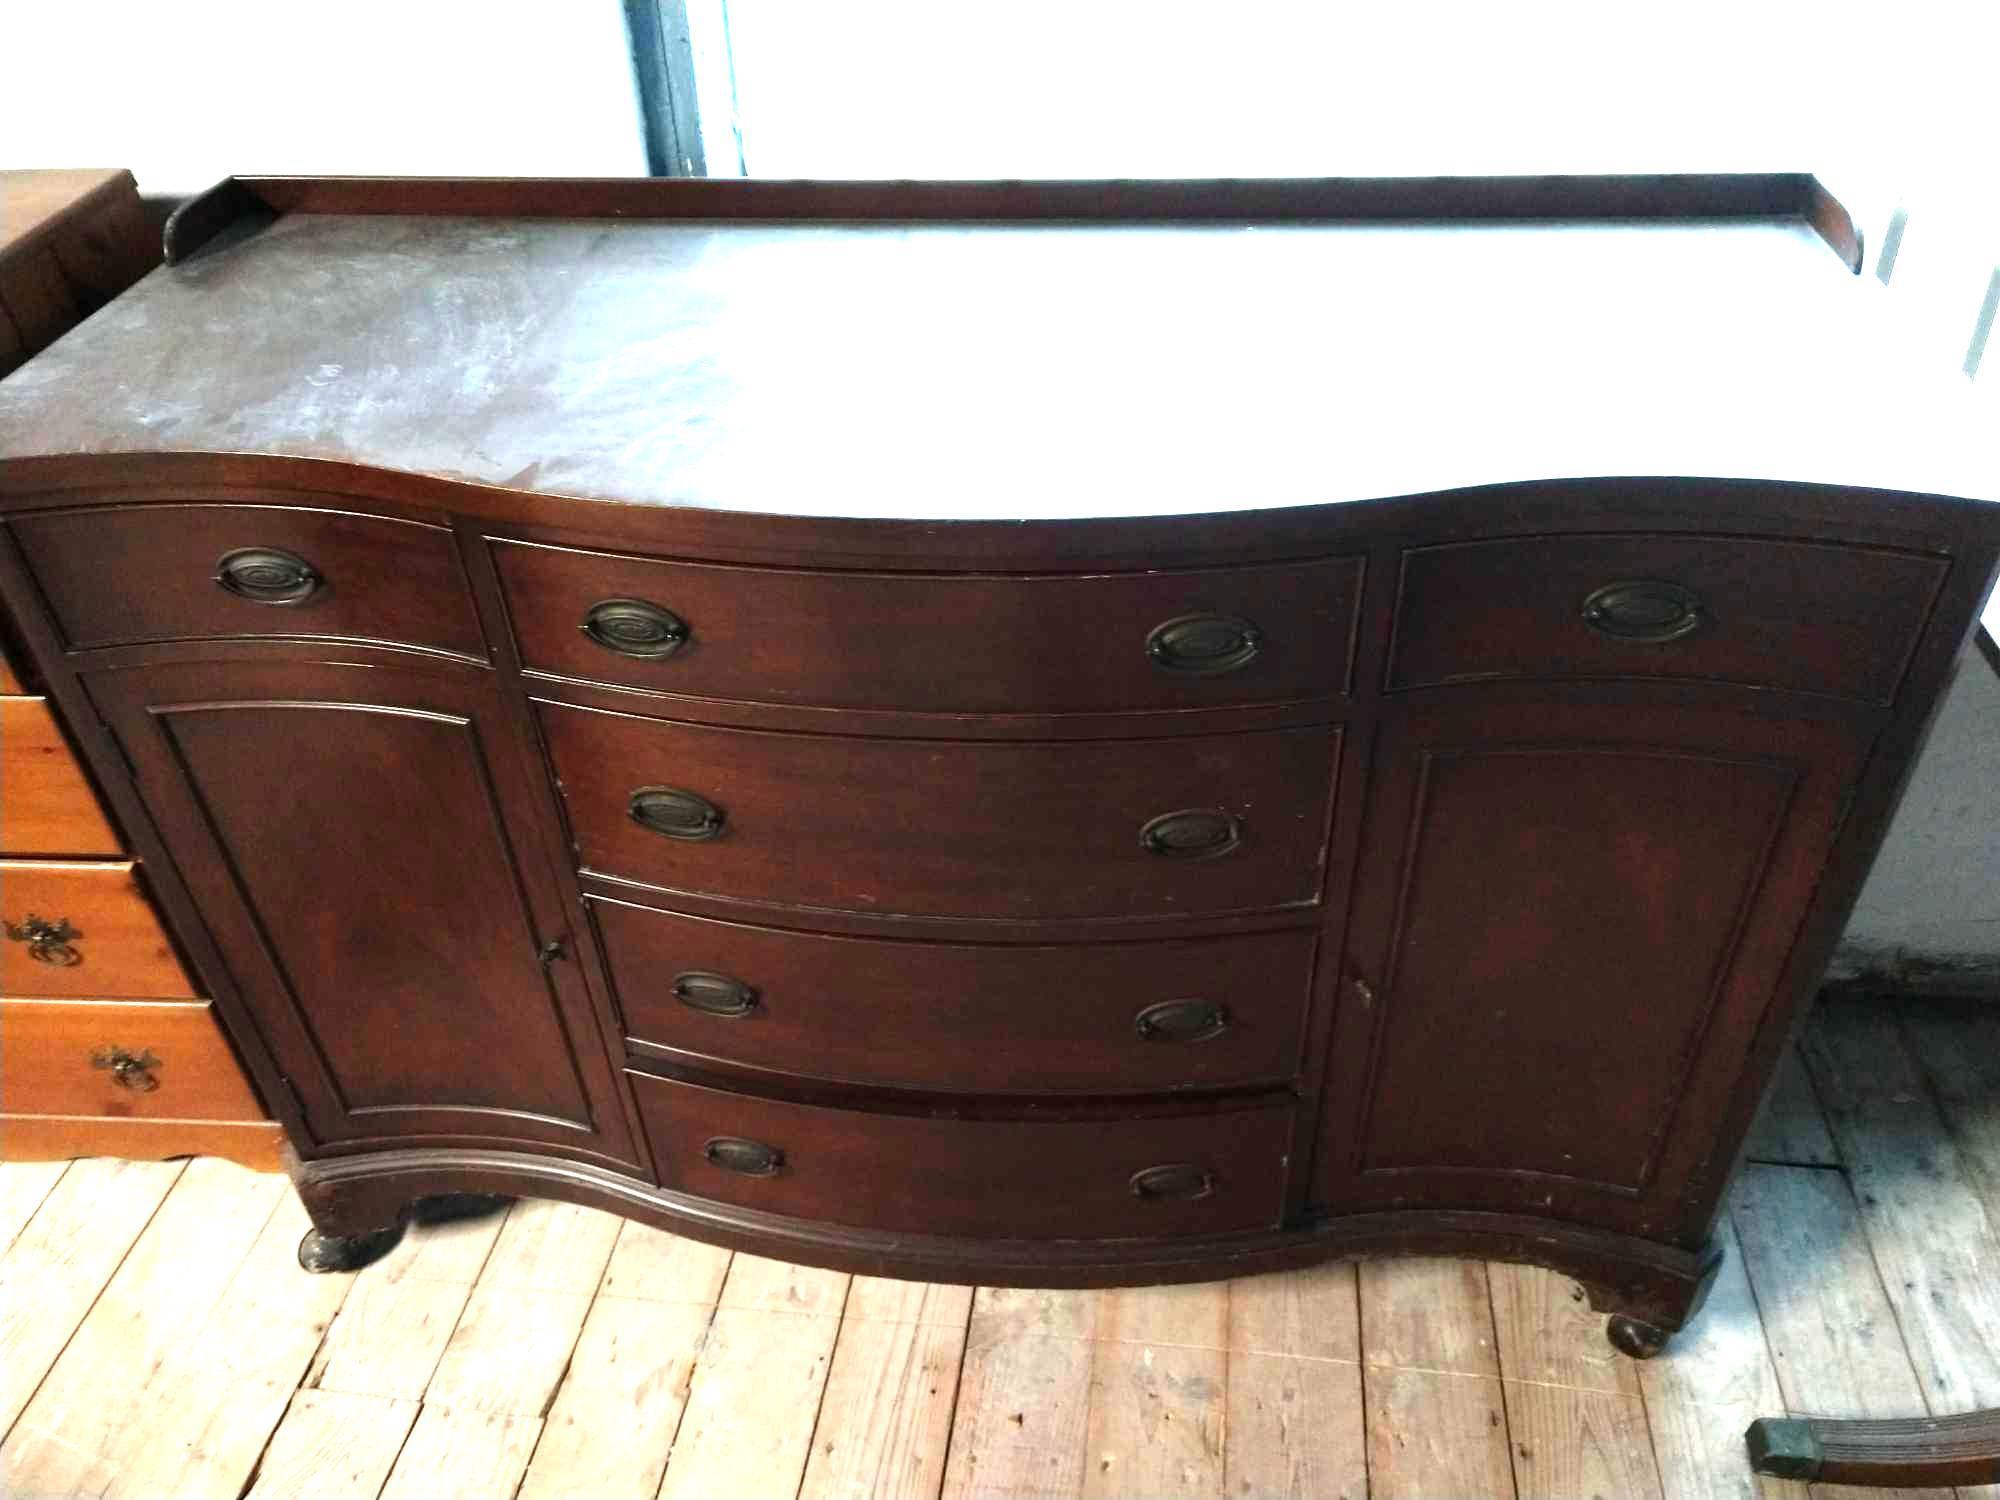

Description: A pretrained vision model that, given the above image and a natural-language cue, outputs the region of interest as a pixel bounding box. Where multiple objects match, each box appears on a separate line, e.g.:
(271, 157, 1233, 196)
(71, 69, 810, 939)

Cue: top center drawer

(491, 540, 1361, 715)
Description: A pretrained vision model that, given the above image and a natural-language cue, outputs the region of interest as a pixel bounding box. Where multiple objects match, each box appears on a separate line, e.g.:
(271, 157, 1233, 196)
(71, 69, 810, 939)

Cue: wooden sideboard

(1, 175, 1995, 1361)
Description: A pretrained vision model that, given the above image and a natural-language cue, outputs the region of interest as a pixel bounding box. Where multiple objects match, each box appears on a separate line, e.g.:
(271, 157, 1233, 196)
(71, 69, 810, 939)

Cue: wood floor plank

(1634, 1218, 1807, 1500)
(242, 1389, 419, 1500)
(940, 1288, 1099, 1500)
(1742, 1042, 1841, 1166)
(1732, 1163, 1953, 1500)
(1504, 1381, 1664, 1500)
(1489, 1261, 1639, 1395)
(1227, 1349, 1368, 1500)
(305, 1202, 506, 1401)
(717, 1250, 851, 1316)
(0, 1158, 68, 1256)
(800, 1313, 968, 1500)
(1900, 999, 2000, 1241)
(423, 1198, 624, 1417)
(597, 1218, 734, 1304)
(1804, 996, 2000, 1412)
(379, 1404, 542, 1500)
(1367, 1367, 1517, 1500)
(1361, 1257, 1515, 1498)
(655, 1301, 846, 1500)
(1227, 1259, 1361, 1362)
(1080, 1283, 1228, 1498)
(842, 1276, 976, 1327)
(518, 1295, 716, 1500)
(0, 1158, 287, 1496)
(0, 1157, 181, 1438)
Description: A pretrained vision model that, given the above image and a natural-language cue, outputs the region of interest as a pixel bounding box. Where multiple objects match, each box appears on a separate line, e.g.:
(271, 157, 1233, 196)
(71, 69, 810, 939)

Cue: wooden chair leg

(1747, 1410, 2000, 1488)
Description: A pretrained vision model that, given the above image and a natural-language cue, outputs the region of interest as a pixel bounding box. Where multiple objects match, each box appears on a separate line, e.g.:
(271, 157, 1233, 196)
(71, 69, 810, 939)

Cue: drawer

(0, 698, 119, 855)
(10, 503, 487, 659)
(631, 1070, 1292, 1239)
(598, 898, 1315, 1093)
(494, 539, 1361, 713)
(1, 861, 197, 999)
(0, 999, 265, 1121)
(543, 702, 1339, 921)
(1387, 534, 1946, 703)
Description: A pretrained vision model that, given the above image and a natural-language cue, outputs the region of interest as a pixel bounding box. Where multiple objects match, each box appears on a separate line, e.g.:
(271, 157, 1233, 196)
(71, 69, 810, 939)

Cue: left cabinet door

(87, 658, 639, 1167)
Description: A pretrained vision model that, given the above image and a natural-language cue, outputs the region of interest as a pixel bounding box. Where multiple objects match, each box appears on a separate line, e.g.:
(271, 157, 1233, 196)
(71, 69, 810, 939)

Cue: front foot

(297, 1221, 405, 1273)
(1606, 1314, 1670, 1359)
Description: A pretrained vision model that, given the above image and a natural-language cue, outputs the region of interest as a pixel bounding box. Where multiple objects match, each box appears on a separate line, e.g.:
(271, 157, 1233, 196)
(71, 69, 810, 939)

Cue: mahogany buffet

(1, 174, 1995, 1363)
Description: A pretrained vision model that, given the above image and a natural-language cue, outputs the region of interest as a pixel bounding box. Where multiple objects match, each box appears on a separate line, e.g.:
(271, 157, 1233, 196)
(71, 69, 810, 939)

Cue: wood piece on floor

(1634, 1217, 1806, 1500)
(1742, 1042, 1842, 1166)
(1080, 1283, 1228, 1499)
(0, 1159, 290, 1496)
(596, 1218, 734, 1304)
(1804, 996, 2000, 1411)
(1732, 1163, 1954, 1500)
(655, 1277, 848, 1500)
(0, 1157, 180, 1437)
(423, 1198, 624, 1416)
(0, 1158, 68, 1256)
(242, 1388, 419, 1500)
(1360, 1257, 1515, 1498)
(941, 1286, 1098, 1500)
(378, 1404, 542, 1500)
(800, 1307, 969, 1500)
(517, 1295, 717, 1500)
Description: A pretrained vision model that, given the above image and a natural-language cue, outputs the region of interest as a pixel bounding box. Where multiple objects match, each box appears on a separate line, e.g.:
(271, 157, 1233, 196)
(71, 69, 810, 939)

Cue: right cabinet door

(1315, 698, 1867, 1238)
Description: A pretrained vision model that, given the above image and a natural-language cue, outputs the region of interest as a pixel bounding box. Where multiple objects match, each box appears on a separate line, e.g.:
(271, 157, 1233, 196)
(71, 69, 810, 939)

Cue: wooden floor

(4, 994, 1999, 1499)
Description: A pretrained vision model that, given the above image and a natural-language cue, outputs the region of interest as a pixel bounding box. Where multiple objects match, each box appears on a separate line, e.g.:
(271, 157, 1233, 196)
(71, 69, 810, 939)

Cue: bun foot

(409, 1192, 512, 1226)
(297, 1221, 405, 1274)
(1607, 1314, 1671, 1359)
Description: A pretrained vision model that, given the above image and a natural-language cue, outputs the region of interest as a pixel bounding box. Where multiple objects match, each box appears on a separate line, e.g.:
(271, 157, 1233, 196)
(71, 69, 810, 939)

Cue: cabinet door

(89, 659, 637, 1165)
(1315, 700, 1865, 1237)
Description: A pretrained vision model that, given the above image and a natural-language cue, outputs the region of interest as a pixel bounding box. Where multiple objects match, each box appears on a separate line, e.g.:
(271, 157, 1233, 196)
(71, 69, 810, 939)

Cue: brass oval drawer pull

(1133, 999, 1230, 1044)
(703, 1135, 784, 1177)
(215, 547, 324, 606)
(1147, 613, 1264, 675)
(582, 597, 690, 659)
(91, 1045, 161, 1092)
(673, 970, 759, 1018)
(1580, 580, 1704, 643)
(4, 914, 82, 966)
(1139, 808, 1242, 860)
(628, 786, 726, 841)
(1130, 1163, 1215, 1201)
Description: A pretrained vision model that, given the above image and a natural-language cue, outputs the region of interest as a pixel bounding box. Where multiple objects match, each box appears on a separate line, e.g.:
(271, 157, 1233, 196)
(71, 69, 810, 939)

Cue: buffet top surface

(0, 179, 1993, 519)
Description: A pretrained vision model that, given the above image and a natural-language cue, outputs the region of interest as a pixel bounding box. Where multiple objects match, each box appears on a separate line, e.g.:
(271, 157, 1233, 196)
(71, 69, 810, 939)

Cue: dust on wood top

(0, 198, 1993, 519)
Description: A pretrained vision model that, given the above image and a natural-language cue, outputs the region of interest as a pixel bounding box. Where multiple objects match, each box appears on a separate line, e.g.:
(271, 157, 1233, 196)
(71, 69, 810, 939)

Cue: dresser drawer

(543, 703, 1339, 921)
(1388, 534, 1946, 703)
(0, 999, 265, 1121)
(599, 898, 1315, 1093)
(10, 503, 487, 659)
(1, 860, 197, 999)
(494, 539, 1361, 712)
(632, 1070, 1292, 1239)
(0, 697, 119, 855)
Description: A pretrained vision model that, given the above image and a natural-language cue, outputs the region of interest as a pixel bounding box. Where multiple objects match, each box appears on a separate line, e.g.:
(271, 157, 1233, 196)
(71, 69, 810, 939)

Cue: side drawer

(1, 860, 197, 999)
(543, 702, 1340, 922)
(0, 697, 119, 856)
(494, 538, 1362, 713)
(0, 998, 265, 1121)
(632, 1070, 1293, 1240)
(1388, 533, 1946, 704)
(10, 502, 487, 659)
(599, 898, 1315, 1093)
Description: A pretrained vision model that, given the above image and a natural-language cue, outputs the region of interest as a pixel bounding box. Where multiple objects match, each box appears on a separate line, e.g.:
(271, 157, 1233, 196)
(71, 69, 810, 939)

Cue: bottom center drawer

(632, 1070, 1293, 1240)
